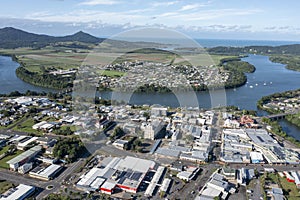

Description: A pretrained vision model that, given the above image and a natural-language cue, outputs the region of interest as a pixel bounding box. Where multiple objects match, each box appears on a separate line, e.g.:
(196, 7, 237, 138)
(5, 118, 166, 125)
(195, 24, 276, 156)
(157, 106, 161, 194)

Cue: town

(0, 93, 299, 200)
(76, 60, 231, 93)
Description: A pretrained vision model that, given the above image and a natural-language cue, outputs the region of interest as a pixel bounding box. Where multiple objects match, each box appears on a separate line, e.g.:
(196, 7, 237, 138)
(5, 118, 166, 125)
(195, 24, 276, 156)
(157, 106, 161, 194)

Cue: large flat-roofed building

(0, 184, 35, 200)
(29, 164, 62, 180)
(76, 156, 156, 194)
(245, 129, 280, 148)
(6, 146, 42, 171)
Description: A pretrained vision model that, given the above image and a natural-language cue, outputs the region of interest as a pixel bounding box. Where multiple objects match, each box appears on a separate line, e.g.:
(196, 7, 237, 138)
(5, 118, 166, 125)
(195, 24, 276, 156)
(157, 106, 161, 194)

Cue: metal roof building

(29, 164, 62, 180)
(6, 145, 42, 171)
(0, 184, 35, 200)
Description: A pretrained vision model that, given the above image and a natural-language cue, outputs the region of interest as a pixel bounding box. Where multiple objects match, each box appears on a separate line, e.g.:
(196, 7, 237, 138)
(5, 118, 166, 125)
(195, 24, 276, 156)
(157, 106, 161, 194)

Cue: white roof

(77, 168, 103, 187)
(32, 164, 61, 178)
(0, 184, 34, 200)
(32, 121, 48, 129)
(100, 181, 116, 190)
(250, 151, 264, 161)
(18, 137, 39, 148)
(7, 146, 42, 165)
(115, 156, 155, 173)
(200, 185, 222, 198)
(160, 178, 171, 192)
(90, 177, 106, 190)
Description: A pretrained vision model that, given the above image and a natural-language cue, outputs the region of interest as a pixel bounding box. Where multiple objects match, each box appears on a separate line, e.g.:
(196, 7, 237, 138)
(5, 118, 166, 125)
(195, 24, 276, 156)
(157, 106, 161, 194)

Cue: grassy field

(12, 118, 41, 134)
(0, 180, 15, 193)
(173, 54, 237, 66)
(0, 145, 9, 155)
(279, 176, 300, 200)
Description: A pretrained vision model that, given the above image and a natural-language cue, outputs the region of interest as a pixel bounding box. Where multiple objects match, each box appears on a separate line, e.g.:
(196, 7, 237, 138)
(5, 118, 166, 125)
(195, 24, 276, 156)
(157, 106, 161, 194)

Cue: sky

(1, 0, 300, 41)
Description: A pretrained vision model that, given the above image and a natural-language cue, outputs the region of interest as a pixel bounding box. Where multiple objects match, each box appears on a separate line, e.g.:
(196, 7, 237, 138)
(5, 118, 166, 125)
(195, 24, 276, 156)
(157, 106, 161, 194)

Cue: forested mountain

(208, 44, 300, 55)
(0, 27, 104, 48)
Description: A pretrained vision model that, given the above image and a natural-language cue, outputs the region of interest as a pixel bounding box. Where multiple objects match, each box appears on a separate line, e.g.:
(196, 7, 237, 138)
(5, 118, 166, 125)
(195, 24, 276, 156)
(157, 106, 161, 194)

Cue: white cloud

(151, 1, 178, 7)
(79, 0, 120, 6)
(180, 4, 203, 11)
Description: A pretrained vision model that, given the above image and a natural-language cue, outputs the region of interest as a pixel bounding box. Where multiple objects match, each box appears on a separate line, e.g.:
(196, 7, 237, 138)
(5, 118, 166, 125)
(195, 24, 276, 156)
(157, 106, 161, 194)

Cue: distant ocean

(195, 38, 300, 48)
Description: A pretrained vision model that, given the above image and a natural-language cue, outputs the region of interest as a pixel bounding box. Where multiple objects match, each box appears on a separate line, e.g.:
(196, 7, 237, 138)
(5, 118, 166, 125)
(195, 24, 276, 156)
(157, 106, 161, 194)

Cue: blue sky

(1, 0, 300, 40)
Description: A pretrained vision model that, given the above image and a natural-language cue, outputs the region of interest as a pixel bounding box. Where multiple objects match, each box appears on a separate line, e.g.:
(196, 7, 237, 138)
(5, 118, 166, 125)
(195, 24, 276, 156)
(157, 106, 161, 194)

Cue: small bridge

(264, 110, 299, 120)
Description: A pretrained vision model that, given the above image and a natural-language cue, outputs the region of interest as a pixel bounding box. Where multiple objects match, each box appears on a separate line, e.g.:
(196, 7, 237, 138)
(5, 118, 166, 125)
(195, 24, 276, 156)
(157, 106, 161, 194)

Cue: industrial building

(29, 164, 62, 180)
(0, 184, 35, 200)
(17, 136, 39, 150)
(76, 156, 156, 194)
(6, 146, 42, 171)
(144, 166, 166, 197)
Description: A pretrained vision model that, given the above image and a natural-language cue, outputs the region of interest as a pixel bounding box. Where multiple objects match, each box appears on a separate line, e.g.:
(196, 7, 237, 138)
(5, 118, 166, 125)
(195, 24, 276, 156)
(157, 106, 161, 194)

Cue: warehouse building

(0, 184, 35, 200)
(6, 146, 42, 171)
(76, 156, 156, 194)
(29, 164, 62, 180)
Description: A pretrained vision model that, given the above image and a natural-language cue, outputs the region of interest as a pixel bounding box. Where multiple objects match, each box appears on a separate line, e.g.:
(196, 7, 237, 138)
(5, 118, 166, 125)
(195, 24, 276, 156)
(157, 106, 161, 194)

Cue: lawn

(0, 145, 9, 155)
(60, 125, 77, 132)
(96, 70, 125, 77)
(0, 180, 15, 193)
(0, 150, 23, 169)
(279, 176, 300, 199)
(12, 118, 41, 135)
(266, 172, 280, 184)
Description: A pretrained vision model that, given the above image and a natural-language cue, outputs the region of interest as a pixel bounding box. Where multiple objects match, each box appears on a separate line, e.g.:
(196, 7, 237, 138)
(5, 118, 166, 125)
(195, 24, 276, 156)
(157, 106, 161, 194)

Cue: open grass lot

(0, 180, 15, 194)
(0, 150, 23, 169)
(279, 176, 300, 200)
(174, 54, 237, 66)
(60, 125, 77, 132)
(12, 118, 41, 135)
(96, 70, 125, 77)
(0, 145, 9, 155)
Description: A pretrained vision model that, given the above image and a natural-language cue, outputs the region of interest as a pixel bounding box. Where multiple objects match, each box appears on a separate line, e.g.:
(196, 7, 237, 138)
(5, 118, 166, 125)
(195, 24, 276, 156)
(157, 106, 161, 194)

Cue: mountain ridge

(0, 27, 104, 48)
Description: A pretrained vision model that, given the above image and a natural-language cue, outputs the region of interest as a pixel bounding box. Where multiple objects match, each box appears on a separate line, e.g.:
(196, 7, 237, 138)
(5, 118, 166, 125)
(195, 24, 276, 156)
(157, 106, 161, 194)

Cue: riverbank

(257, 89, 300, 147)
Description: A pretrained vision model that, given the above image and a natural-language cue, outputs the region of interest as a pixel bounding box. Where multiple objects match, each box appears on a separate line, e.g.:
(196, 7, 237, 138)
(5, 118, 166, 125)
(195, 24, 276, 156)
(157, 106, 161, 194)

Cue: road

(35, 156, 87, 199)
(168, 163, 218, 200)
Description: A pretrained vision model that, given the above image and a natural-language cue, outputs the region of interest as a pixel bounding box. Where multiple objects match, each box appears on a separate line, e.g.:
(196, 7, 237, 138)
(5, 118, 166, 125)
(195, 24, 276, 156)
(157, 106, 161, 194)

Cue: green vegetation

(0, 180, 15, 194)
(279, 176, 300, 200)
(220, 59, 256, 89)
(12, 118, 40, 134)
(258, 88, 300, 128)
(53, 126, 75, 136)
(97, 70, 125, 77)
(270, 55, 300, 71)
(223, 60, 256, 73)
(262, 117, 300, 147)
(16, 66, 74, 89)
(0, 27, 103, 49)
(260, 173, 267, 200)
(208, 44, 300, 55)
(53, 137, 86, 163)
(285, 113, 300, 127)
(266, 172, 280, 185)
(109, 126, 126, 142)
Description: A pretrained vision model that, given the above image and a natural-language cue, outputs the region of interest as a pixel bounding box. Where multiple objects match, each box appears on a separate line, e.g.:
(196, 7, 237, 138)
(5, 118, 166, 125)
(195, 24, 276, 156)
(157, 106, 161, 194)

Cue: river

(0, 56, 56, 94)
(0, 54, 299, 139)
